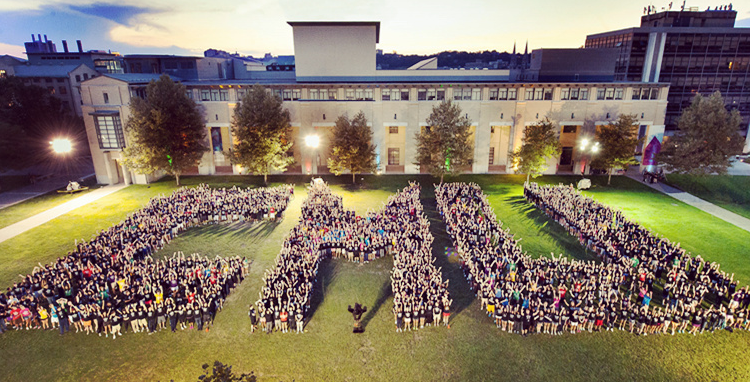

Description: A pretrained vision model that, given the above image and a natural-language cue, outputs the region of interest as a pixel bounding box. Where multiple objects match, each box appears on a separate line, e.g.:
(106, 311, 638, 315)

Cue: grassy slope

(0, 174, 748, 381)
(666, 174, 750, 220)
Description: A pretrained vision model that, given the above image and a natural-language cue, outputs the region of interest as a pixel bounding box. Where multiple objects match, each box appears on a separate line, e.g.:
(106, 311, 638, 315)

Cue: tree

(659, 91, 744, 175)
(197, 361, 255, 382)
(327, 111, 377, 184)
(591, 114, 642, 185)
(230, 84, 293, 184)
(414, 100, 474, 183)
(510, 118, 561, 183)
(123, 74, 207, 185)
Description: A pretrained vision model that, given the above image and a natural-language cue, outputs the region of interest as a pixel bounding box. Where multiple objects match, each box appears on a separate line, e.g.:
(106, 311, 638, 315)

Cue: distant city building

(585, 9, 750, 138)
(526, 48, 619, 82)
(13, 63, 99, 116)
(81, 22, 668, 185)
(0, 55, 26, 78)
(23, 34, 124, 74)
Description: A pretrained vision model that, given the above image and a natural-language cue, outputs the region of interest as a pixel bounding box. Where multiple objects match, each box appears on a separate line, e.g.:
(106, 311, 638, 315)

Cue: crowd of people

(0, 184, 293, 338)
(435, 182, 750, 336)
(255, 181, 451, 333)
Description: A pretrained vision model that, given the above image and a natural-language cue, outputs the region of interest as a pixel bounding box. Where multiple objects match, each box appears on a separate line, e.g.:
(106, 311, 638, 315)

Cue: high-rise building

(585, 9, 750, 137)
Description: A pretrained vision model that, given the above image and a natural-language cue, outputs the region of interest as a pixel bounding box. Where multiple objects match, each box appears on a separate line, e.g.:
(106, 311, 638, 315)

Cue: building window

(489, 147, 495, 165)
(364, 88, 373, 100)
(562, 125, 577, 133)
(508, 88, 517, 100)
(525, 88, 533, 100)
(382, 89, 391, 101)
(83, 74, 89, 80)
(45, 78, 52, 83)
(211, 127, 223, 152)
(47, 87, 55, 95)
(400, 89, 410, 101)
(472, 88, 482, 100)
(0, 69, 6, 78)
(346, 89, 355, 100)
(201, 90, 210, 101)
(605, 88, 614, 100)
(388, 148, 400, 166)
(579, 88, 589, 100)
(131, 87, 147, 100)
(455, 88, 465, 100)
(180, 61, 194, 69)
(59, 86, 67, 95)
(418, 89, 427, 101)
(561, 88, 570, 100)
(281, 89, 300, 101)
(597, 88, 606, 100)
(534, 88, 544, 100)
(309, 89, 319, 99)
(422, 88, 445, 101)
(489, 89, 498, 100)
(94, 115, 125, 150)
(389, 126, 399, 134)
(614, 88, 623, 100)
(103, 92, 109, 104)
(186, 90, 193, 99)
(56, 78, 64, 83)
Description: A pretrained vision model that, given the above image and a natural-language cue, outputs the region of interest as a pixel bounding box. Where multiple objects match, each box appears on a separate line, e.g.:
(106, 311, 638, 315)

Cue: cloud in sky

(0, 0, 743, 57)
(68, 3, 157, 26)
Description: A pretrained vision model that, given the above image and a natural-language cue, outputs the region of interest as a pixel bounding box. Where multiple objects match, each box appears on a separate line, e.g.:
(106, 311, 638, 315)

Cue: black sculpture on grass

(348, 303, 367, 333)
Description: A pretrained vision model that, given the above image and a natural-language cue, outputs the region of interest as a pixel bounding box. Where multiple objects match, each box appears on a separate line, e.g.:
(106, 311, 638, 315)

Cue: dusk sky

(1, 1, 749, 59)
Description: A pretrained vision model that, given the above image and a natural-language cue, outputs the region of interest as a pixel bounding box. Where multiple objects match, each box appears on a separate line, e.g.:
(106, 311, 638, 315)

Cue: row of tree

(122, 75, 745, 185)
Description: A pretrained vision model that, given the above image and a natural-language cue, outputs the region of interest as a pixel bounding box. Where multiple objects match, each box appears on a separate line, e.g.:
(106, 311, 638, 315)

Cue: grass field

(0, 174, 749, 381)
(666, 174, 750, 220)
(0, 176, 101, 230)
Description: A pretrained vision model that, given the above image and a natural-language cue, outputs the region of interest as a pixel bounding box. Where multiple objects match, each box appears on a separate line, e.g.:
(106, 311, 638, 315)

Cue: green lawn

(0, 176, 101, 230)
(0, 174, 749, 381)
(666, 174, 750, 220)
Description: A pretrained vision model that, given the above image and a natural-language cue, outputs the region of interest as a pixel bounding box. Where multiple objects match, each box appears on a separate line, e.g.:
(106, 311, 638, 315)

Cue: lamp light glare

(51, 138, 72, 154)
(305, 135, 320, 148)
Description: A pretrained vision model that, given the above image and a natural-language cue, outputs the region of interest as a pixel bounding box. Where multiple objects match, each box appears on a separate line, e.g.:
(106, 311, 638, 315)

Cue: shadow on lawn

(306, 257, 338, 323)
(421, 194, 473, 317)
(360, 277, 392, 330)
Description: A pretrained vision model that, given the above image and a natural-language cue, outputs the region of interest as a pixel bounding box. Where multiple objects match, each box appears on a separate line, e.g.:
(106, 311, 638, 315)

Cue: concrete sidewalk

(0, 183, 128, 244)
(627, 173, 750, 233)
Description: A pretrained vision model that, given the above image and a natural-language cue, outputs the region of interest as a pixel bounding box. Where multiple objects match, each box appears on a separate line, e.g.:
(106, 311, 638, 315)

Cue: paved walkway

(627, 173, 750, 233)
(0, 184, 128, 244)
(0, 160, 96, 209)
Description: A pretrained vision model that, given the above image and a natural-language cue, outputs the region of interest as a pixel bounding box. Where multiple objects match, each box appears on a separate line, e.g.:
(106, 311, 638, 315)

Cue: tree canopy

(123, 74, 207, 185)
(413, 100, 474, 183)
(510, 118, 561, 182)
(230, 84, 293, 184)
(327, 111, 377, 184)
(659, 91, 745, 175)
(591, 114, 641, 184)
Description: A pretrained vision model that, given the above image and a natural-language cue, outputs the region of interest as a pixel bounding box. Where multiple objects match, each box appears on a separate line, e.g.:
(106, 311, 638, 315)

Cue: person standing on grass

(248, 305, 257, 333)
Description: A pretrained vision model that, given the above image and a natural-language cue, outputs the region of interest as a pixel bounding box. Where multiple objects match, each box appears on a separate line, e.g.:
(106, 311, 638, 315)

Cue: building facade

(81, 22, 669, 185)
(585, 9, 750, 140)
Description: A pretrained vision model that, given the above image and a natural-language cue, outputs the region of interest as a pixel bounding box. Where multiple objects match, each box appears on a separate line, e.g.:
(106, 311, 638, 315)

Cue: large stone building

(81, 22, 669, 185)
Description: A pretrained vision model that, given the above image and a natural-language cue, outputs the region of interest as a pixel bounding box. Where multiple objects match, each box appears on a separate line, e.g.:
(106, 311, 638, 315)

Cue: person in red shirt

(279, 308, 289, 333)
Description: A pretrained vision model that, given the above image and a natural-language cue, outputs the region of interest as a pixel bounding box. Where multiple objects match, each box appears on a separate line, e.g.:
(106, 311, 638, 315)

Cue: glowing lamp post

(305, 134, 320, 175)
(50, 138, 72, 154)
(579, 138, 600, 175)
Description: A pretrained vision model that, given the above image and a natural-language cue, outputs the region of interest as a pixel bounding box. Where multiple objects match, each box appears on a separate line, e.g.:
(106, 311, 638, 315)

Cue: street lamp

(579, 138, 600, 175)
(305, 134, 320, 175)
(50, 138, 72, 154)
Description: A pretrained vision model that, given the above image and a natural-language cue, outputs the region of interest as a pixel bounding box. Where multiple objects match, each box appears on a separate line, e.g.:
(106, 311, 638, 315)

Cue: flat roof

(287, 21, 380, 43)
